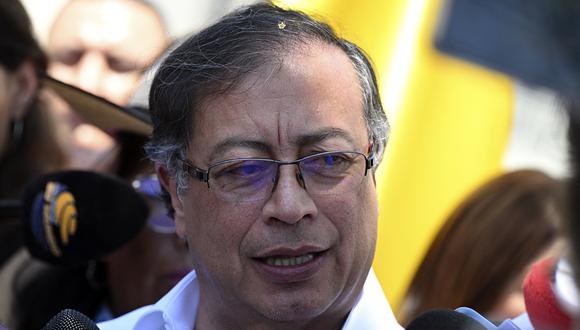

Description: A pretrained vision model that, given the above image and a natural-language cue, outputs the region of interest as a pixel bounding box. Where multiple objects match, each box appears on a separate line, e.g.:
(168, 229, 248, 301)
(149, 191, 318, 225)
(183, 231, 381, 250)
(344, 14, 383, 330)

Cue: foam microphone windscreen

(523, 257, 571, 330)
(406, 309, 487, 330)
(41, 309, 99, 330)
(22, 170, 149, 265)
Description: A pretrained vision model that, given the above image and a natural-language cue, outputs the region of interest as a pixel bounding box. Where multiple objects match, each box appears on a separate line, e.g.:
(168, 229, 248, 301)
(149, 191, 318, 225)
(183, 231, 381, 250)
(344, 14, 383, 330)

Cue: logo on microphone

(31, 181, 78, 257)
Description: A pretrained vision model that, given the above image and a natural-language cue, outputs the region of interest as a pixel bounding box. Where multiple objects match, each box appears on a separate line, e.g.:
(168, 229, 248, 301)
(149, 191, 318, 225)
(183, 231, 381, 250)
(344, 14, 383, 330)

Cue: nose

(261, 165, 318, 225)
(75, 51, 106, 99)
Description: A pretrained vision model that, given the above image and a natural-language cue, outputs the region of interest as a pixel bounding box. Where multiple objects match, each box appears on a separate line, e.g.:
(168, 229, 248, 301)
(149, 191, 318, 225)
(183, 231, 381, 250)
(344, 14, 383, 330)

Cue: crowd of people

(0, 0, 192, 329)
(1, 0, 579, 329)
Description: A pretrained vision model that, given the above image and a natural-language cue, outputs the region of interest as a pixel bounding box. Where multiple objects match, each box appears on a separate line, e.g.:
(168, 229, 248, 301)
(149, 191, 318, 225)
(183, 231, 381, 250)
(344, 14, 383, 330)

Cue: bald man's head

(48, 0, 168, 105)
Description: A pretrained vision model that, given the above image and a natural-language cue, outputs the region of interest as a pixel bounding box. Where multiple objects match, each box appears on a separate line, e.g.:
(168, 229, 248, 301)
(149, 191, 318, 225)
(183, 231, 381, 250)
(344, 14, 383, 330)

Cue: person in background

(0, 1, 192, 328)
(46, 0, 169, 171)
(0, 0, 67, 201)
(94, 175, 193, 322)
(100, 3, 402, 329)
(399, 169, 566, 326)
(0, 0, 68, 324)
(0, 0, 67, 267)
(48, 0, 168, 105)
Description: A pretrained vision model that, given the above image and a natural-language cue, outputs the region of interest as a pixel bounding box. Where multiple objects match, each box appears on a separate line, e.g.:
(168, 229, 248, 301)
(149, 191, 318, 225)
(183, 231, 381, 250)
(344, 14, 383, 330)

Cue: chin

(251, 290, 337, 324)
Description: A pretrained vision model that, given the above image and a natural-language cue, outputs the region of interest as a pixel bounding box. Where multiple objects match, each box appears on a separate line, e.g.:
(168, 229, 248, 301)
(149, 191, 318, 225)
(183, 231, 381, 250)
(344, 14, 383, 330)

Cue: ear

(11, 60, 39, 119)
(156, 164, 187, 239)
(367, 141, 378, 186)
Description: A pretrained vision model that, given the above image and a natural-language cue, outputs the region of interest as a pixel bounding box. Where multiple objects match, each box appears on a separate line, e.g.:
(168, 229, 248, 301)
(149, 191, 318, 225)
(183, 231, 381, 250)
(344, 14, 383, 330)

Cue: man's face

(47, 0, 166, 105)
(168, 43, 379, 326)
(46, 0, 166, 170)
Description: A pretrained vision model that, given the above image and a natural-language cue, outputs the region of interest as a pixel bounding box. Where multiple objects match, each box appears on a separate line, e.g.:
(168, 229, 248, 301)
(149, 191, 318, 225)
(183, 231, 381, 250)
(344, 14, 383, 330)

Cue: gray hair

(145, 3, 388, 197)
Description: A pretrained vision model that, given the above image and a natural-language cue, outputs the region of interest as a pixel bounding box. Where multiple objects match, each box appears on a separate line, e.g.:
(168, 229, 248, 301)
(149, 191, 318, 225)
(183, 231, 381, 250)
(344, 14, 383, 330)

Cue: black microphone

(0, 199, 20, 219)
(21, 170, 149, 265)
(406, 309, 487, 330)
(41, 309, 99, 330)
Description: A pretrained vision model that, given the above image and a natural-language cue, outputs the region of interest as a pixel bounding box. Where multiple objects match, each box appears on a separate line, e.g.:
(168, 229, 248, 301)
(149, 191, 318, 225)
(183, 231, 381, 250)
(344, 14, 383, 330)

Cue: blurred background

(21, 0, 260, 44)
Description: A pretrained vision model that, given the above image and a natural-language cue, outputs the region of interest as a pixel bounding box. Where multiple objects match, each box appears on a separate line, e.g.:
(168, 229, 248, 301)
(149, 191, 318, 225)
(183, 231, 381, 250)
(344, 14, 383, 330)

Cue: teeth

(266, 253, 314, 267)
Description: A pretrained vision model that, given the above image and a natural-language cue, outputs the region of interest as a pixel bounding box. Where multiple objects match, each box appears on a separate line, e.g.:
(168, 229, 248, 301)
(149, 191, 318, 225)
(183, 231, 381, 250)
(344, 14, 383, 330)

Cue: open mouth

(263, 253, 316, 267)
(254, 250, 326, 268)
(251, 249, 329, 283)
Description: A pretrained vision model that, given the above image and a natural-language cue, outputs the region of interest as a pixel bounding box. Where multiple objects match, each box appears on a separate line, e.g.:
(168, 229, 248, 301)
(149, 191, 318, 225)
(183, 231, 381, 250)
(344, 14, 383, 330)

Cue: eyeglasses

(180, 151, 374, 202)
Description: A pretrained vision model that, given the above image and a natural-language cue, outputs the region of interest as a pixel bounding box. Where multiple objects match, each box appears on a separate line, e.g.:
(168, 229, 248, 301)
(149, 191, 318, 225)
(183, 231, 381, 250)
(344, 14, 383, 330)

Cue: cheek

(182, 195, 258, 269)
(48, 63, 79, 87)
(106, 233, 154, 285)
(487, 291, 526, 320)
(341, 180, 377, 231)
(322, 180, 378, 257)
(347, 184, 378, 268)
(103, 73, 141, 104)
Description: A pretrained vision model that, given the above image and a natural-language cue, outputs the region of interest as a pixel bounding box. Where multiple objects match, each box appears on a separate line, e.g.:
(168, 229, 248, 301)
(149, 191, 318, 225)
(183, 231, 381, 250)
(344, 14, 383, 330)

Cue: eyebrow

(293, 128, 356, 147)
(209, 139, 272, 162)
(208, 128, 356, 162)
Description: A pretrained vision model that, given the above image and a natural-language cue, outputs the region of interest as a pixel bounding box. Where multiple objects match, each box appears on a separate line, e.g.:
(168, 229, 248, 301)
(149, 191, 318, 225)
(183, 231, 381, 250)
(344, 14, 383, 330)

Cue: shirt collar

(342, 269, 403, 330)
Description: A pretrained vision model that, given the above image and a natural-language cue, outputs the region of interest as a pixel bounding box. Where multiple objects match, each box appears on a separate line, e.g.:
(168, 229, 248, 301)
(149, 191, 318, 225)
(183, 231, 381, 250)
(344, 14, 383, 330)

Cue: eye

(238, 162, 266, 176)
(106, 55, 140, 73)
(321, 154, 347, 166)
(52, 49, 83, 66)
(312, 153, 351, 167)
(212, 160, 270, 179)
(210, 160, 275, 192)
(301, 152, 354, 176)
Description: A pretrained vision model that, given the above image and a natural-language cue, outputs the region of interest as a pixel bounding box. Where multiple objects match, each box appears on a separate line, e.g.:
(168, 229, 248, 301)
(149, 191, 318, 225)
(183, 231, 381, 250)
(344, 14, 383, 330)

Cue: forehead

(190, 42, 368, 160)
(48, 0, 165, 52)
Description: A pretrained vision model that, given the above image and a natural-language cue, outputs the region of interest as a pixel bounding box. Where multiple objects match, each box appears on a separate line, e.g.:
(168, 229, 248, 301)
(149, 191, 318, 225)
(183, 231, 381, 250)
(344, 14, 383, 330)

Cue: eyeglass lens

(208, 152, 367, 202)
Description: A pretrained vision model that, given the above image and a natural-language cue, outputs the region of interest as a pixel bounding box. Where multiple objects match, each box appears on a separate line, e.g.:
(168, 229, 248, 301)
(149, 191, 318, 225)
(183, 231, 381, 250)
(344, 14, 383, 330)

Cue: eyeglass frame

(179, 150, 375, 192)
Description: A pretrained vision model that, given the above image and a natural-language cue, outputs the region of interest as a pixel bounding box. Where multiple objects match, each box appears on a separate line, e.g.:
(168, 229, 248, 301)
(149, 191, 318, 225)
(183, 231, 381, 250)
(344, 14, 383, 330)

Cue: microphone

(406, 308, 530, 329)
(21, 170, 149, 265)
(0, 199, 20, 219)
(523, 258, 572, 330)
(41, 309, 99, 330)
(406, 309, 487, 330)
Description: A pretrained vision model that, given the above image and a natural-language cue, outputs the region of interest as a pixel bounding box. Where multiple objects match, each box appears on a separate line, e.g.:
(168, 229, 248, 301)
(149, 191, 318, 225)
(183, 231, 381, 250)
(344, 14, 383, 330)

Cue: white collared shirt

(98, 268, 402, 330)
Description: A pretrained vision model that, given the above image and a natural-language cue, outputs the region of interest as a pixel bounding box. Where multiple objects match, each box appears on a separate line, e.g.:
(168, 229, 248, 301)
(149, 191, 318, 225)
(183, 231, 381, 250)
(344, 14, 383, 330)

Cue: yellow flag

(276, 0, 513, 313)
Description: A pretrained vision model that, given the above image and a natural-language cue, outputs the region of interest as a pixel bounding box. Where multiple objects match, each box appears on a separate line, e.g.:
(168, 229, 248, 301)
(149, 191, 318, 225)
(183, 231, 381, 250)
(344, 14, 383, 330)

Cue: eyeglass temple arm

(193, 168, 209, 184)
(364, 155, 374, 176)
(181, 159, 210, 186)
(364, 141, 376, 175)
